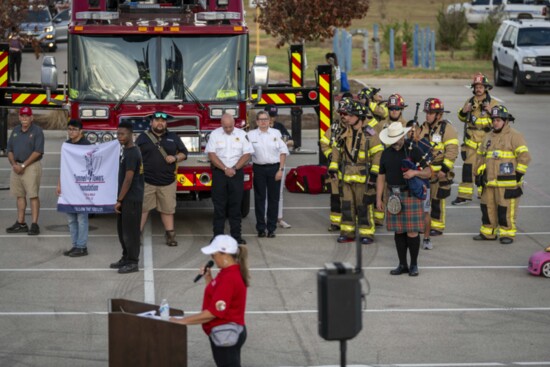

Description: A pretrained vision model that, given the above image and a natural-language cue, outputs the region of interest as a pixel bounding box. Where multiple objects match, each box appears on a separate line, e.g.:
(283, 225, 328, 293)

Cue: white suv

(492, 18, 550, 94)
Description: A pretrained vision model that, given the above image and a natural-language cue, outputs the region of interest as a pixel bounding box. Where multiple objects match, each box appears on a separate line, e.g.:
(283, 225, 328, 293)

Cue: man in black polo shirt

(6, 107, 45, 236)
(136, 111, 188, 246)
(376, 122, 432, 277)
(110, 122, 144, 274)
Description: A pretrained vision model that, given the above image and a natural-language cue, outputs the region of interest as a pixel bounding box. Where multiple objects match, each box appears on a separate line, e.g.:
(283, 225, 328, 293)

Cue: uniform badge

(499, 162, 514, 174)
(215, 300, 227, 312)
(432, 133, 442, 143)
(273, 137, 277, 142)
(235, 137, 240, 142)
(492, 151, 500, 159)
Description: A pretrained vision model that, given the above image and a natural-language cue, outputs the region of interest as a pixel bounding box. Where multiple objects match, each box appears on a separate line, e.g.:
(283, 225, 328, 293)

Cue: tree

(0, 0, 31, 41)
(256, 0, 370, 47)
(436, 7, 469, 59)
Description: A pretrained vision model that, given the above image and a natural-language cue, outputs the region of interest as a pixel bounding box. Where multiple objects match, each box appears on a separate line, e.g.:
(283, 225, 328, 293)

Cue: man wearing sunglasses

(135, 111, 188, 247)
(328, 100, 382, 245)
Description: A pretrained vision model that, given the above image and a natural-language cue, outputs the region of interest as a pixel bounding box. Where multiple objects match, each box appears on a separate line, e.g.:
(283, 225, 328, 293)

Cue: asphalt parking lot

(1, 46, 550, 367)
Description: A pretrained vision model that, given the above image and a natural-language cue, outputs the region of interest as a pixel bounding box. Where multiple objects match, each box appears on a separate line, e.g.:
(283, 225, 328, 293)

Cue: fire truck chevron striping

(291, 52, 302, 87)
(0, 51, 8, 87)
(252, 93, 297, 105)
(318, 73, 331, 139)
(12, 93, 66, 105)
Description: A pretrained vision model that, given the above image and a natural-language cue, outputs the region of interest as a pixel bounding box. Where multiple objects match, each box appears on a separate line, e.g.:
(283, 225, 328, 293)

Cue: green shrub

(436, 7, 469, 59)
(474, 11, 502, 59)
(381, 20, 413, 58)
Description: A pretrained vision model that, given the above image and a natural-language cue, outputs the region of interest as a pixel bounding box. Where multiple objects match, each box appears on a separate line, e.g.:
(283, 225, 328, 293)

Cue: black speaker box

(318, 262, 362, 341)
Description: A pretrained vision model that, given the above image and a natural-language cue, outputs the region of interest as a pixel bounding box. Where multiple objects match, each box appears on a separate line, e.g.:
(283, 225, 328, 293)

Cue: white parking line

(0, 265, 529, 272)
(1, 232, 550, 239)
(1, 205, 550, 212)
(142, 218, 155, 304)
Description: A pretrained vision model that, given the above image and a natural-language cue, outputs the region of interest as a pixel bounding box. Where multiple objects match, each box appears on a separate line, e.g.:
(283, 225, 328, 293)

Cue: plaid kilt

(386, 193, 425, 233)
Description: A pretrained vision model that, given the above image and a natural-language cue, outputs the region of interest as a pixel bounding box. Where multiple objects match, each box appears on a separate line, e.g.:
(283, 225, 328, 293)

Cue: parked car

(528, 250, 550, 278)
(492, 18, 550, 93)
(53, 9, 70, 43)
(447, 0, 550, 27)
(19, 5, 57, 52)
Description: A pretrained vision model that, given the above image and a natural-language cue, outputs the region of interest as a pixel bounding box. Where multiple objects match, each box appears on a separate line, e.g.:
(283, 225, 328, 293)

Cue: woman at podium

(172, 235, 250, 367)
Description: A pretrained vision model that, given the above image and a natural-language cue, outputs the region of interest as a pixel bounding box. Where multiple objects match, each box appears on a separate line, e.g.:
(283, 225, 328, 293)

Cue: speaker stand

(340, 340, 346, 367)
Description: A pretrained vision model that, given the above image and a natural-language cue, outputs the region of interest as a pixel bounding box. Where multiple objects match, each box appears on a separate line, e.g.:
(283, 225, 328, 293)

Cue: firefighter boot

(165, 230, 178, 247)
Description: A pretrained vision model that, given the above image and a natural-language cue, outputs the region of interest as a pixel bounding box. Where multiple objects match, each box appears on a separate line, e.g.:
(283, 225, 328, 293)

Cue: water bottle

(159, 299, 169, 320)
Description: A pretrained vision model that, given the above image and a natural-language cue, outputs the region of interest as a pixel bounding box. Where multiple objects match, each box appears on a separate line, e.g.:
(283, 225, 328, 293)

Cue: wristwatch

(21, 163, 26, 169)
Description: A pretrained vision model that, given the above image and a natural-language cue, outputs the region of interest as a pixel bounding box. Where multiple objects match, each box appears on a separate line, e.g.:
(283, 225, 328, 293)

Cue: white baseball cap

(201, 235, 238, 255)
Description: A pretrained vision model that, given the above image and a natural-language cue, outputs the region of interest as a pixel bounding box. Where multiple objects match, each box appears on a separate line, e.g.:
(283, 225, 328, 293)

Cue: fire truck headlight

(102, 133, 114, 142)
(81, 109, 94, 118)
(210, 108, 224, 118)
(45, 26, 54, 33)
(224, 107, 238, 117)
(86, 132, 98, 144)
(95, 109, 108, 118)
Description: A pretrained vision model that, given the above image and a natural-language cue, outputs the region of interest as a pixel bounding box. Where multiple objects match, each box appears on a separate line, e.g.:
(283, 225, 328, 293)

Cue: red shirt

(202, 264, 247, 335)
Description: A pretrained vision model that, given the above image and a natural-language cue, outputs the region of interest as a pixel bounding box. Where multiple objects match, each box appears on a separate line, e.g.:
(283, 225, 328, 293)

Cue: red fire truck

(1, 0, 334, 216)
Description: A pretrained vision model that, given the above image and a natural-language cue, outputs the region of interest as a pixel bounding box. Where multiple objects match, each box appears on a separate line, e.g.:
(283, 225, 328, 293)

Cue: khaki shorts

(143, 181, 177, 214)
(10, 161, 42, 199)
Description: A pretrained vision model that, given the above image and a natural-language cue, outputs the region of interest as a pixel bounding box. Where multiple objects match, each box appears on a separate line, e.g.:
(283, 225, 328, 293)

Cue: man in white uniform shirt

(205, 114, 254, 244)
(248, 111, 290, 238)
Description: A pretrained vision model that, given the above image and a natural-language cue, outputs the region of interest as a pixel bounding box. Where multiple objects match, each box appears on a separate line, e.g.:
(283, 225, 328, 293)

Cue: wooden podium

(108, 298, 187, 367)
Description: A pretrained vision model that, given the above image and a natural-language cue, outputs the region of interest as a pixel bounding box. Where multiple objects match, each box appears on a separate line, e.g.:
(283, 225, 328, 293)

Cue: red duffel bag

(285, 165, 329, 194)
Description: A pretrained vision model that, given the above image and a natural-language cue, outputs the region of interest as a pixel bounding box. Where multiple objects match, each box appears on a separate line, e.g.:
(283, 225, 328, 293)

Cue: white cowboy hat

(379, 121, 411, 146)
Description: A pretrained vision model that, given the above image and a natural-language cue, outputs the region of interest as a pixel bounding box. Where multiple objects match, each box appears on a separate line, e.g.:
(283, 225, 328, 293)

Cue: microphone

(193, 260, 214, 283)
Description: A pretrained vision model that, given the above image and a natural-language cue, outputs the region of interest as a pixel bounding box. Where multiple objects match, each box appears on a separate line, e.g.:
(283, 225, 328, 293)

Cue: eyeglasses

(339, 112, 349, 116)
(388, 107, 401, 112)
(153, 112, 168, 119)
(257, 118, 270, 122)
(67, 127, 80, 132)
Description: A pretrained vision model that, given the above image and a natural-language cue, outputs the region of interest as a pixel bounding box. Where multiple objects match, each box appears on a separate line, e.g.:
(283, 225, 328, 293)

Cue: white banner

(57, 140, 120, 214)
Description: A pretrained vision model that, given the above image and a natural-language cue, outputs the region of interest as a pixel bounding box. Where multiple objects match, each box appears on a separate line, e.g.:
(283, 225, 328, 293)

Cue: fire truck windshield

(68, 34, 247, 103)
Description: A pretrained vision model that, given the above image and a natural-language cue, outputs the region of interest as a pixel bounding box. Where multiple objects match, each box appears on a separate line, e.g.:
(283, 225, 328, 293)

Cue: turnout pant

(253, 164, 280, 233)
(117, 200, 143, 264)
(457, 144, 478, 200)
(430, 177, 452, 232)
(479, 186, 521, 239)
(328, 175, 342, 226)
(340, 181, 375, 239)
(212, 168, 244, 240)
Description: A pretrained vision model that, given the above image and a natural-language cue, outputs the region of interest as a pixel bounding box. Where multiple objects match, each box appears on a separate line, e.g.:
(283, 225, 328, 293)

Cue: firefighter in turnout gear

(328, 100, 382, 245)
(453, 73, 498, 205)
(320, 98, 352, 231)
(373, 93, 409, 226)
(358, 86, 389, 122)
(419, 98, 459, 236)
(473, 105, 531, 245)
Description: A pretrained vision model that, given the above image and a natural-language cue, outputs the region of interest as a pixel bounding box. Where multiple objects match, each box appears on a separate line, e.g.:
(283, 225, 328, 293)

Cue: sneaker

(451, 197, 471, 206)
(423, 238, 433, 250)
(63, 247, 88, 257)
(278, 219, 292, 229)
(118, 263, 139, 274)
(28, 223, 40, 236)
(6, 221, 28, 233)
(110, 258, 128, 269)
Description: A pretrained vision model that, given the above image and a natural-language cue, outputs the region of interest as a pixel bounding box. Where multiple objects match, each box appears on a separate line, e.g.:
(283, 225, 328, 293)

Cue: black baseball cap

(264, 105, 278, 117)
